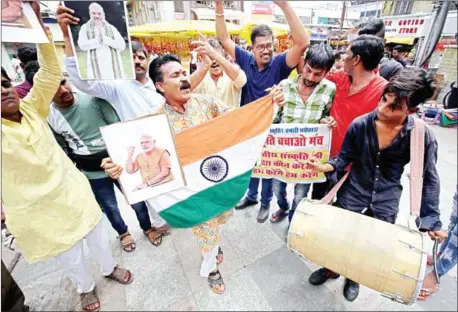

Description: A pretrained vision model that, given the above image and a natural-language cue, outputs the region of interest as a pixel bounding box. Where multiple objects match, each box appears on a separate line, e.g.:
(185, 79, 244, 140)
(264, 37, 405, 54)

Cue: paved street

(3, 124, 457, 311)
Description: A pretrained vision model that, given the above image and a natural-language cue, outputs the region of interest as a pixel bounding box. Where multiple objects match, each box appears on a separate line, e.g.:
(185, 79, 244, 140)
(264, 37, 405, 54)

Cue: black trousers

(1, 261, 29, 312)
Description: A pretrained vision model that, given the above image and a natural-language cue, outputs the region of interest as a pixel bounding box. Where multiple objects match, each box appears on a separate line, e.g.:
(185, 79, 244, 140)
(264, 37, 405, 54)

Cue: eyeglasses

(254, 43, 273, 52)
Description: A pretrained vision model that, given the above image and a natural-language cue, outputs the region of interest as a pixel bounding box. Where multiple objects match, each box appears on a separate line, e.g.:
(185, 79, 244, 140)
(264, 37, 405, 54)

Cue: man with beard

(59, 5, 210, 243)
(2, 4, 132, 311)
(101, 54, 285, 295)
(270, 43, 337, 225)
(47, 78, 164, 250)
(77, 2, 126, 79)
(311, 35, 388, 201)
(216, 0, 309, 223)
(191, 38, 246, 108)
(126, 134, 173, 191)
(307, 68, 446, 302)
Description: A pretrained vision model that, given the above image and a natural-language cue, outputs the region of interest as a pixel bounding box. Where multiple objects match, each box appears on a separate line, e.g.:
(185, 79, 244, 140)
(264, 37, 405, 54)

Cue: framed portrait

(1, 1, 48, 43)
(63, 1, 135, 80)
(100, 113, 186, 205)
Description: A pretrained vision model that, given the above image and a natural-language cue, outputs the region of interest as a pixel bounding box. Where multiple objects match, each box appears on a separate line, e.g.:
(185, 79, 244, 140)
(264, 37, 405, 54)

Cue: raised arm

(190, 54, 211, 91)
(57, 6, 119, 103)
(192, 40, 246, 86)
(23, 2, 61, 118)
(274, 1, 309, 68)
(126, 149, 139, 174)
(215, 1, 236, 59)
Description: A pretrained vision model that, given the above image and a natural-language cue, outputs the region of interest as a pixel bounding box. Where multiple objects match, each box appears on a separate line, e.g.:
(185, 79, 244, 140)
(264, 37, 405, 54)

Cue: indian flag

(147, 95, 275, 228)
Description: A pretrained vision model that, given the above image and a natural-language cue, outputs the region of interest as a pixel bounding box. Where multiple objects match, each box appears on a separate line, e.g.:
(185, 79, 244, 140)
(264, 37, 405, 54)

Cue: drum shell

(287, 201, 427, 305)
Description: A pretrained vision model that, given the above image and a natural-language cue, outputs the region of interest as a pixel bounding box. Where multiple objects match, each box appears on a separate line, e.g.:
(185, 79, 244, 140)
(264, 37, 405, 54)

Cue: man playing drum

(308, 68, 447, 302)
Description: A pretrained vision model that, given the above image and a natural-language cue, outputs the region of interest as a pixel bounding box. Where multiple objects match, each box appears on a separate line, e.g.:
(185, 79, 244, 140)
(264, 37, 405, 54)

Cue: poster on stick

(252, 124, 331, 183)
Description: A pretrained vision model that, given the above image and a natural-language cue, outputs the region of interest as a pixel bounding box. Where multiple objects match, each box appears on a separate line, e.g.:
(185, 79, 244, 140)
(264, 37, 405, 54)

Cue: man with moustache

(215, 0, 309, 223)
(2, 4, 132, 311)
(191, 38, 246, 108)
(126, 134, 173, 191)
(101, 54, 285, 295)
(270, 43, 337, 225)
(47, 78, 164, 250)
(59, 5, 209, 242)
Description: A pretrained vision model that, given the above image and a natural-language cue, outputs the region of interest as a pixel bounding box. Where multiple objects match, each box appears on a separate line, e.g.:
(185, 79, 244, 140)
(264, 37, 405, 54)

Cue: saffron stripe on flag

(175, 95, 273, 167)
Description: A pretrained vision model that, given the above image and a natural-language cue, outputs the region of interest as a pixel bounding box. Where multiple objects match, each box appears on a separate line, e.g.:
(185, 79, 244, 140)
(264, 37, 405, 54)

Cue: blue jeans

(273, 179, 311, 223)
(89, 177, 152, 235)
(437, 191, 457, 277)
(246, 177, 273, 206)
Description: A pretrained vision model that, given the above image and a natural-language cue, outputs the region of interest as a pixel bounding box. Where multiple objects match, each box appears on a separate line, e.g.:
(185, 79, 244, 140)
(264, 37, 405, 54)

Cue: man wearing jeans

(420, 186, 457, 300)
(215, 0, 309, 222)
(48, 80, 165, 250)
(270, 43, 336, 225)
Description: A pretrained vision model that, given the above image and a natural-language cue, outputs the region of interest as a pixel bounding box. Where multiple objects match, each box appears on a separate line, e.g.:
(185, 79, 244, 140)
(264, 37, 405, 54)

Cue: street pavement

(2, 124, 457, 311)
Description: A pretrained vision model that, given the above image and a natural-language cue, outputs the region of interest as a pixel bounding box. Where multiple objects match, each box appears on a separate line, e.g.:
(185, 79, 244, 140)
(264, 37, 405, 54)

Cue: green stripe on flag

(159, 169, 253, 228)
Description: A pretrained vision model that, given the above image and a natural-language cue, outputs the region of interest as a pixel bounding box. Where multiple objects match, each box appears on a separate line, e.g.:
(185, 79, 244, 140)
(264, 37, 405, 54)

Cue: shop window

(394, 1, 413, 15)
(174, 0, 184, 13)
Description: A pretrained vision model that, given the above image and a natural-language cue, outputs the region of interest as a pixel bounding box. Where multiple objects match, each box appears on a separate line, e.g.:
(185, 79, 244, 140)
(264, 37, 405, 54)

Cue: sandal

(154, 224, 171, 236)
(105, 266, 134, 285)
(216, 247, 223, 265)
(208, 270, 226, 294)
(119, 232, 136, 252)
(144, 228, 163, 247)
(418, 287, 440, 300)
(417, 271, 440, 301)
(80, 288, 100, 312)
(270, 209, 288, 223)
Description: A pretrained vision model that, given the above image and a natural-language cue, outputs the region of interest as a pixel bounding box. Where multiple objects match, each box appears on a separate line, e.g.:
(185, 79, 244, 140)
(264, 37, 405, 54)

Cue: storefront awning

(385, 37, 416, 45)
(192, 8, 245, 21)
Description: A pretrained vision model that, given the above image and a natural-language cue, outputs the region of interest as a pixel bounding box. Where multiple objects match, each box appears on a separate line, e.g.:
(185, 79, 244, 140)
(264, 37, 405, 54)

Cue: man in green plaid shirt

(271, 43, 337, 224)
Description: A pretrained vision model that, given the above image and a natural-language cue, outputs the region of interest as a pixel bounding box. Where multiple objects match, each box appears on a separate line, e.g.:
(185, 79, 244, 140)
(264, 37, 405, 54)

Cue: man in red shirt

(312, 34, 387, 201)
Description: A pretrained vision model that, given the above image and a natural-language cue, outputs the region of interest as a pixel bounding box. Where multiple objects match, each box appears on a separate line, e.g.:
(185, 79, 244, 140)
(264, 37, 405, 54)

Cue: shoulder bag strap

(321, 171, 350, 205)
(409, 117, 425, 217)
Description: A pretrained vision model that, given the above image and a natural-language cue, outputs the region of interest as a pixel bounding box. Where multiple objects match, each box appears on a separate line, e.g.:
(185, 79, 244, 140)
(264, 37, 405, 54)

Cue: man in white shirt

(77, 2, 126, 79)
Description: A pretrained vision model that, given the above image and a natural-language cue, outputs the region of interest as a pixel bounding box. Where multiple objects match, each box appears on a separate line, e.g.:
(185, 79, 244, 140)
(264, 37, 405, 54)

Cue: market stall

(129, 20, 241, 59)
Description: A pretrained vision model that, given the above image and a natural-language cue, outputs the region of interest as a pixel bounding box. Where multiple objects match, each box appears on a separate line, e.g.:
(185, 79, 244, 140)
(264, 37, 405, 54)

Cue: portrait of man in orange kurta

(125, 134, 174, 191)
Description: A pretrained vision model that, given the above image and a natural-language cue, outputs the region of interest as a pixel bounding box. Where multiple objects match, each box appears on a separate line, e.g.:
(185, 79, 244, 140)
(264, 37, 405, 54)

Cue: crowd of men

(2, 1, 457, 311)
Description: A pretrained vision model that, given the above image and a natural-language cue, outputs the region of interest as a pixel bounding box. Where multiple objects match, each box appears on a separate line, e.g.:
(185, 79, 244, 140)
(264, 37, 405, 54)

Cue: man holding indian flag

(101, 54, 285, 294)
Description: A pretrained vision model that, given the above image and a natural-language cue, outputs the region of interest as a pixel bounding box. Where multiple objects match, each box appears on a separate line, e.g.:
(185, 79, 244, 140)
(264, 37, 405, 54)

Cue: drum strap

(321, 117, 426, 218)
(409, 118, 425, 217)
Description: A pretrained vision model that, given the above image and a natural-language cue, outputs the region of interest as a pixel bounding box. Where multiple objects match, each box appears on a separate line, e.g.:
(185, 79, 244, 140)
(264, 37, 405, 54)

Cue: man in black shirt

(307, 68, 447, 302)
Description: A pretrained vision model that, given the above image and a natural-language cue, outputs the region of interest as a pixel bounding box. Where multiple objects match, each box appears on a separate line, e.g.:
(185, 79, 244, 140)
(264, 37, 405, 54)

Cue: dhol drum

(287, 200, 428, 305)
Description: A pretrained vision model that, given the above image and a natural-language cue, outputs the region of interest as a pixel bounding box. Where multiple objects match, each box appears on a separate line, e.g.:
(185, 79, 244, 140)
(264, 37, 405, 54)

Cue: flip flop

(270, 209, 288, 223)
(418, 287, 440, 300)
